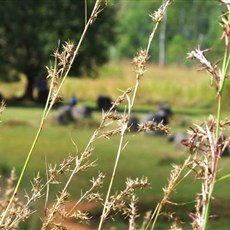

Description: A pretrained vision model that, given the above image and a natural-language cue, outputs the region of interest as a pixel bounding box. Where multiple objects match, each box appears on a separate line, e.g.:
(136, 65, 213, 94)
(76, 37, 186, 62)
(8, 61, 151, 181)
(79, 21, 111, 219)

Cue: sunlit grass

(1, 105, 230, 228)
(1, 107, 230, 200)
(63, 62, 214, 108)
(0, 62, 215, 108)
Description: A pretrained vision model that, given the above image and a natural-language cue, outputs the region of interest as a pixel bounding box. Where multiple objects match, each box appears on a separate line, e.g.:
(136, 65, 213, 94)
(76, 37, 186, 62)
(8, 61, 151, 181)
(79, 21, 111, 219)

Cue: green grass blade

(215, 174, 230, 183)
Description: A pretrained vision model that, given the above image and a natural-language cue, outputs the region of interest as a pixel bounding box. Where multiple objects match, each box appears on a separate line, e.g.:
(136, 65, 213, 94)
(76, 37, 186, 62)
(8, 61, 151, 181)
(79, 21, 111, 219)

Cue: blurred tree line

(116, 0, 223, 65)
(0, 0, 116, 100)
(0, 0, 225, 100)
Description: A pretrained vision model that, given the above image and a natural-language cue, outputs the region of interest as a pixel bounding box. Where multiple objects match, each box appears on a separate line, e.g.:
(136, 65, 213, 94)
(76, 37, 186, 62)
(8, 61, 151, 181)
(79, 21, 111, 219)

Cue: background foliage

(0, 0, 226, 100)
(116, 0, 220, 64)
(0, 0, 116, 99)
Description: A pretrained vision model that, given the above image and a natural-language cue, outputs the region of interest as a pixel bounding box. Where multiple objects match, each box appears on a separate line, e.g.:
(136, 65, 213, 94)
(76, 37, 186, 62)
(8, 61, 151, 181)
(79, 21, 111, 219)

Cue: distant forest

(0, 0, 225, 99)
(115, 0, 224, 65)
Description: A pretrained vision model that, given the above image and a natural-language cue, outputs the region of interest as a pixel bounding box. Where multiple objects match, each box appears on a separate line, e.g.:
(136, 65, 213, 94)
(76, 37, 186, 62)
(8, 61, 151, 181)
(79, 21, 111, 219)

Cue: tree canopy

(0, 0, 227, 100)
(0, 0, 116, 100)
(115, 0, 222, 65)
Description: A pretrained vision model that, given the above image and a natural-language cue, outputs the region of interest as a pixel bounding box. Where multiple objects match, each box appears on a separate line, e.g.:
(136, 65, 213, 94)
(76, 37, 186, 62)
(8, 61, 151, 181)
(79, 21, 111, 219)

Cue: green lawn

(0, 62, 219, 109)
(1, 106, 230, 229)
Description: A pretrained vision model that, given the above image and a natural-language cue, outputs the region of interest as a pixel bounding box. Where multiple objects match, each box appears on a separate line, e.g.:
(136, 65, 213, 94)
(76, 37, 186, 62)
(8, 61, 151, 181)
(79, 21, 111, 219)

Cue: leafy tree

(167, 35, 189, 65)
(0, 0, 116, 100)
(116, 0, 219, 64)
(204, 7, 224, 58)
(115, 0, 160, 60)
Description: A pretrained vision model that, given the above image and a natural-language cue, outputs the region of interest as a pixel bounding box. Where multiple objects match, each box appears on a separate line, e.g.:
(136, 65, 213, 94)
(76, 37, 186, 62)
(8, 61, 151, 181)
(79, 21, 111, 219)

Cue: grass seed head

(220, 0, 230, 4)
(138, 120, 169, 135)
(150, 7, 164, 22)
(220, 10, 230, 46)
(133, 49, 148, 79)
(70, 210, 91, 225)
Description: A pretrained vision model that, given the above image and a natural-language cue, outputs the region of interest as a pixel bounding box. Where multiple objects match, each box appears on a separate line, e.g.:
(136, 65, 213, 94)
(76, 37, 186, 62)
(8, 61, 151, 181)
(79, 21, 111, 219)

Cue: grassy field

(1, 63, 230, 228)
(0, 62, 217, 109)
(55, 62, 218, 109)
(1, 105, 230, 229)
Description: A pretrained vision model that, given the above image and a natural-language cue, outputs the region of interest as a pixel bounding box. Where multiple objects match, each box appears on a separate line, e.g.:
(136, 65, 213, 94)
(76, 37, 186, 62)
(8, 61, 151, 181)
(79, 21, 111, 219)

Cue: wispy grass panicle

(146, 156, 192, 230)
(133, 49, 148, 79)
(181, 116, 230, 229)
(149, 0, 173, 23)
(0, 170, 30, 230)
(169, 216, 183, 230)
(70, 210, 91, 225)
(4, 0, 230, 229)
(0, 0, 107, 227)
(0, 100, 5, 114)
(66, 172, 105, 217)
(186, 2, 230, 228)
(42, 191, 70, 230)
(138, 120, 169, 135)
(187, 48, 220, 89)
(220, 8, 230, 47)
(128, 195, 139, 230)
(98, 1, 173, 229)
(0, 100, 5, 123)
(100, 177, 149, 224)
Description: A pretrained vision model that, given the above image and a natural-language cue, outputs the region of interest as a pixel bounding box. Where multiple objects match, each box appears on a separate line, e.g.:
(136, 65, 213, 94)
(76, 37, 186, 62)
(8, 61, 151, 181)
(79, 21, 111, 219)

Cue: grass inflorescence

(1, 0, 230, 230)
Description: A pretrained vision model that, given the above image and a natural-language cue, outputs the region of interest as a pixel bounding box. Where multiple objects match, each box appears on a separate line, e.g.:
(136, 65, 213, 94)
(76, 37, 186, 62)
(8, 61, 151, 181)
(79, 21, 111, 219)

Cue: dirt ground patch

(47, 201, 101, 230)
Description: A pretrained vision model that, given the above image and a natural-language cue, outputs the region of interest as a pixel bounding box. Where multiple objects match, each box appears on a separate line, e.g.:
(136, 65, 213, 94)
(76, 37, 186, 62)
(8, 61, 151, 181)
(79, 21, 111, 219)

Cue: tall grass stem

(0, 0, 103, 225)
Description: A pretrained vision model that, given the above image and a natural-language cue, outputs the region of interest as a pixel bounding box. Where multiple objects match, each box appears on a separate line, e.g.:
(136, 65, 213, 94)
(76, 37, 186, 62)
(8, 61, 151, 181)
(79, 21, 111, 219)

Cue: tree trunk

(22, 76, 35, 101)
(159, 0, 167, 67)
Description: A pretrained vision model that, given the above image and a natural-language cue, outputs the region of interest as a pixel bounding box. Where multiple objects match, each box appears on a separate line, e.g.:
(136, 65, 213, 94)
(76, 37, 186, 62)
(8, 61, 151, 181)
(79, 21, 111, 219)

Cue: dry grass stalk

(0, 100, 5, 123)
(40, 84, 134, 229)
(184, 2, 230, 228)
(39, 1, 230, 229)
(145, 156, 192, 230)
(41, 148, 103, 229)
(0, 100, 5, 114)
(0, 0, 107, 228)
(100, 177, 148, 222)
(181, 117, 230, 229)
(128, 195, 139, 230)
(98, 1, 173, 229)
(0, 170, 33, 230)
(4, 0, 230, 229)
(138, 120, 169, 135)
(0, 0, 173, 227)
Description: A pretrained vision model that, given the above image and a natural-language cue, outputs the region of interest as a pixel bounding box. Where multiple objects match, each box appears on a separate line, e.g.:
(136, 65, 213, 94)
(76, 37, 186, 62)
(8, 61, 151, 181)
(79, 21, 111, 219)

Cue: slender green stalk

(0, 75, 56, 224)
(215, 174, 230, 183)
(131, 80, 139, 107)
(147, 156, 191, 230)
(0, 67, 57, 225)
(0, 116, 45, 225)
(203, 48, 230, 230)
(144, 203, 159, 230)
(0, 0, 103, 226)
(44, 0, 100, 120)
(98, 2, 172, 229)
(203, 95, 222, 230)
(216, 94, 222, 141)
(98, 131, 125, 230)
